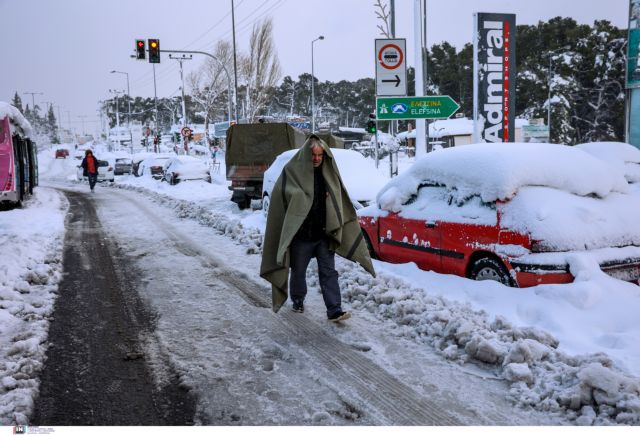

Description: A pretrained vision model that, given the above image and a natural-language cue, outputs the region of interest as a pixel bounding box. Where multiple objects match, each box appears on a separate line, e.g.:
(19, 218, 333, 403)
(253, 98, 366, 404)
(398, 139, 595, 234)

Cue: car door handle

(426, 221, 436, 228)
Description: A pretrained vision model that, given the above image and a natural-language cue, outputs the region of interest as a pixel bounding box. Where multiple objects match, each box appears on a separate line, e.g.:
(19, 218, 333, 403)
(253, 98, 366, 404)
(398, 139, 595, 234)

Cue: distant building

(397, 118, 530, 148)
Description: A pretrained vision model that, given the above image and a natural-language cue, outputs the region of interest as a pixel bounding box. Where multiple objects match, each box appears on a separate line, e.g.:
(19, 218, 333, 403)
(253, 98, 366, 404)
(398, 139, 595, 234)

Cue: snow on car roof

(376, 142, 629, 212)
(576, 142, 640, 183)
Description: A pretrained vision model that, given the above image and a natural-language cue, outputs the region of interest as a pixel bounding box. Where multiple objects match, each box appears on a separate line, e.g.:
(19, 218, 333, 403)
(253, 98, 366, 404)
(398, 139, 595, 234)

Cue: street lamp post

(110, 70, 133, 151)
(311, 35, 324, 133)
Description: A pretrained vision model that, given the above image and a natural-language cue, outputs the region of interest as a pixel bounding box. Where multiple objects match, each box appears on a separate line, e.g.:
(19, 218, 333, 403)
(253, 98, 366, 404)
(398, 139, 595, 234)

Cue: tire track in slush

(109, 189, 460, 425)
(33, 190, 195, 425)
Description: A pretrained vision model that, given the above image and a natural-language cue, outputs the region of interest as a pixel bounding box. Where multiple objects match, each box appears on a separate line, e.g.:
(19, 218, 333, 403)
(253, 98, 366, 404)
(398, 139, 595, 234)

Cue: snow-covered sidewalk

(0, 188, 66, 423)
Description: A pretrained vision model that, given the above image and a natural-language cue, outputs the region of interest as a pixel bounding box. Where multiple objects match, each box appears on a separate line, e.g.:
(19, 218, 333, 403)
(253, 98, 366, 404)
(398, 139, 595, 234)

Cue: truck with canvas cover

(308, 132, 345, 149)
(226, 123, 306, 209)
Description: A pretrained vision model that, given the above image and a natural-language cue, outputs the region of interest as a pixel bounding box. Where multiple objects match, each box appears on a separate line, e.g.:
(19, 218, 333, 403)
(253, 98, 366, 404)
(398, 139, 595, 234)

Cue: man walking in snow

(260, 135, 375, 322)
(80, 149, 99, 192)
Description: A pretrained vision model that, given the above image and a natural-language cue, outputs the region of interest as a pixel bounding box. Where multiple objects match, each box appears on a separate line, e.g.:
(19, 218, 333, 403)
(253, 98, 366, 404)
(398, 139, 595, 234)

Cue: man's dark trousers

(289, 238, 341, 317)
(88, 173, 98, 190)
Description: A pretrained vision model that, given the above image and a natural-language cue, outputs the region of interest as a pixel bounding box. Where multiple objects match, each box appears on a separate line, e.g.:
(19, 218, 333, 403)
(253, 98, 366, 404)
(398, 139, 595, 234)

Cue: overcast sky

(0, 0, 630, 133)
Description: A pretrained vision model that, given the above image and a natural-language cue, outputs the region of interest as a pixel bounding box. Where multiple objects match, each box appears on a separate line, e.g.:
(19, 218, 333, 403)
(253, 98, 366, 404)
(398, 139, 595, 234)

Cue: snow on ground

(0, 188, 66, 424)
(1, 142, 640, 425)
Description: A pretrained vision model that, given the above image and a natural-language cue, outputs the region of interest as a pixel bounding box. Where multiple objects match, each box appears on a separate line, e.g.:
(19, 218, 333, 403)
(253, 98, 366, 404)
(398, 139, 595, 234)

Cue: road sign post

(376, 96, 460, 120)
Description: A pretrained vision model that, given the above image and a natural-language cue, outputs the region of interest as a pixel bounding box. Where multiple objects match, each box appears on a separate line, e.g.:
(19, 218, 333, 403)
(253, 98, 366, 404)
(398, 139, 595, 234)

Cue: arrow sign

(375, 39, 407, 96)
(381, 75, 401, 87)
(376, 96, 460, 120)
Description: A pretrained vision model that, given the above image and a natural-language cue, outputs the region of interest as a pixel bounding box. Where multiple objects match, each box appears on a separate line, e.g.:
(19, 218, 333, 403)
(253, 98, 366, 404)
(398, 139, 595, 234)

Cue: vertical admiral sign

(375, 39, 407, 96)
(473, 13, 516, 142)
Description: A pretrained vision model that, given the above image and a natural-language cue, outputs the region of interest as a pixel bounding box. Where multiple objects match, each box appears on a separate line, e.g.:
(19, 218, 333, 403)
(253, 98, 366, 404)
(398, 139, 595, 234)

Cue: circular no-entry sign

(181, 126, 192, 137)
(378, 44, 404, 70)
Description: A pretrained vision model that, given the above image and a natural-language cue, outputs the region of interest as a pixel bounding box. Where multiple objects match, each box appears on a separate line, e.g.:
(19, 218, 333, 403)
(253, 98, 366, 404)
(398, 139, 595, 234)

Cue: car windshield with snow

(261, 148, 388, 214)
(162, 155, 211, 185)
(140, 156, 171, 179)
(358, 142, 640, 287)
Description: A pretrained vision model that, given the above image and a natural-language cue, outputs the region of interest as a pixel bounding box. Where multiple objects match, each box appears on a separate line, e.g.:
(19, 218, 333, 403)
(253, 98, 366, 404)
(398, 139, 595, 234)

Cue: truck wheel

(237, 196, 251, 210)
(261, 195, 270, 217)
(469, 257, 512, 286)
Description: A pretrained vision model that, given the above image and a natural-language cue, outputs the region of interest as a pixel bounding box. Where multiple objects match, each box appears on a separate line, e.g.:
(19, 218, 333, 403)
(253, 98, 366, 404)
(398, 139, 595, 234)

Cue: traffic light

(366, 120, 376, 134)
(366, 113, 377, 134)
(135, 39, 145, 60)
(148, 39, 160, 63)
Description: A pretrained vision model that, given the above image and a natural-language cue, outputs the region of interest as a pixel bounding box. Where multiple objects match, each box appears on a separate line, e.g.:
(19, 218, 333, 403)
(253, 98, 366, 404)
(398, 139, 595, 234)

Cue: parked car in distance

(358, 142, 640, 288)
(76, 160, 115, 183)
(139, 156, 171, 179)
(55, 148, 69, 159)
(162, 156, 211, 185)
(261, 148, 388, 214)
(114, 158, 133, 175)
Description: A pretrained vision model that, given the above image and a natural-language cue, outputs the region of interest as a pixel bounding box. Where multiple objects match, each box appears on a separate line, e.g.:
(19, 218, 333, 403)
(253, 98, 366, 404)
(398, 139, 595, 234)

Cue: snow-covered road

(91, 184, 550, 425)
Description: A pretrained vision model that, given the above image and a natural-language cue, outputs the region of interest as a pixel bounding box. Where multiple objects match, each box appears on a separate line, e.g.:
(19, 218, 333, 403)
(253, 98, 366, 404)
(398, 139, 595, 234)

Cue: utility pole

(78, 115, 87, 136)
(110, 70, 132, 149)
(161, 49, 234, 124)
(23, 91, 43, 111)
(231, 0, 239, 122)
(109, 89, 124, 148)
(169, 54, 193, 127)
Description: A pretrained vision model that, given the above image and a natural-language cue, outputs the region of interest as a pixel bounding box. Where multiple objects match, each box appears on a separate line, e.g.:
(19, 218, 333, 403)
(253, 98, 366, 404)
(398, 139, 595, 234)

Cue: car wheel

(261, 194, 270, 217)
(469, 257, 512, 286)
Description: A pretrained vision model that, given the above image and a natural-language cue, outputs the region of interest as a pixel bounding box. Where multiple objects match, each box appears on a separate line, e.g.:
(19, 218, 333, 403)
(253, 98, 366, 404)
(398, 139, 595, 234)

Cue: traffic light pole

(162, 49, 235, 125)
(153, 64, 159, 151)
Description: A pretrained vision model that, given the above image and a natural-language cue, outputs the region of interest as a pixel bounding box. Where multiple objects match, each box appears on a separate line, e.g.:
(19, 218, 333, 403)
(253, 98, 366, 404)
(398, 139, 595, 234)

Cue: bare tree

(374, 0, 391, 38)
(239, 17, 282, 122)
(187, 40, 234, 142)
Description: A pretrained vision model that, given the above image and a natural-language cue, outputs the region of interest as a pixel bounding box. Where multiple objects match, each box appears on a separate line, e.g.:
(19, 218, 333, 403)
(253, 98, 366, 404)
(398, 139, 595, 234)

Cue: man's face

(311, 146, 324, 168)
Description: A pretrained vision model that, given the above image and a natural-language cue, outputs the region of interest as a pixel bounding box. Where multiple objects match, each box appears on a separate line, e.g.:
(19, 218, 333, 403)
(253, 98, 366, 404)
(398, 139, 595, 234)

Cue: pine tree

(47, 105, 60, 143)
(11, 92, 23, 114)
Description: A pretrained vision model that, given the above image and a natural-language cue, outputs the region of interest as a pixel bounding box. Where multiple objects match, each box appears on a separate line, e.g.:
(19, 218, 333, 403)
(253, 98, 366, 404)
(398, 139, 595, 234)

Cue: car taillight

(108, 166, 113, 171)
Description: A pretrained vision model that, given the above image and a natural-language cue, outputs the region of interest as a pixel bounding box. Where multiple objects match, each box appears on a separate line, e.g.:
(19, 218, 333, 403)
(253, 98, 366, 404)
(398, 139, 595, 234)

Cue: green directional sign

(376, 96, 460, 120)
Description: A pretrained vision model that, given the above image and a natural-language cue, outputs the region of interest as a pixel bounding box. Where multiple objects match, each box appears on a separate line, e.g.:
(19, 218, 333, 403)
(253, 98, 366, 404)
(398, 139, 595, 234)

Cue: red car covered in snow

(358, 143, 640, 287)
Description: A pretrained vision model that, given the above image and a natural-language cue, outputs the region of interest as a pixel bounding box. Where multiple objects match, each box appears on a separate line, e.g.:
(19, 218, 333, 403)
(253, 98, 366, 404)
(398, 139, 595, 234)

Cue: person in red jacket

(80, 150, 99, 192)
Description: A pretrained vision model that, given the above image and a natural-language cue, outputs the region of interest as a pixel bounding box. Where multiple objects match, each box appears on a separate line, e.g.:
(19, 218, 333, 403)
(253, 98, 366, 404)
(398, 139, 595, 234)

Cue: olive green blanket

(260, 136, 376, 312)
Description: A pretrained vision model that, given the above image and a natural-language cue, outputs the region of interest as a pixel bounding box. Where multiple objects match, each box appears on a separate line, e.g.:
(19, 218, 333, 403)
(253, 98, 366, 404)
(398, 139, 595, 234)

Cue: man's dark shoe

(292, 300, 304, 313)
(328, 311, 351, 322)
